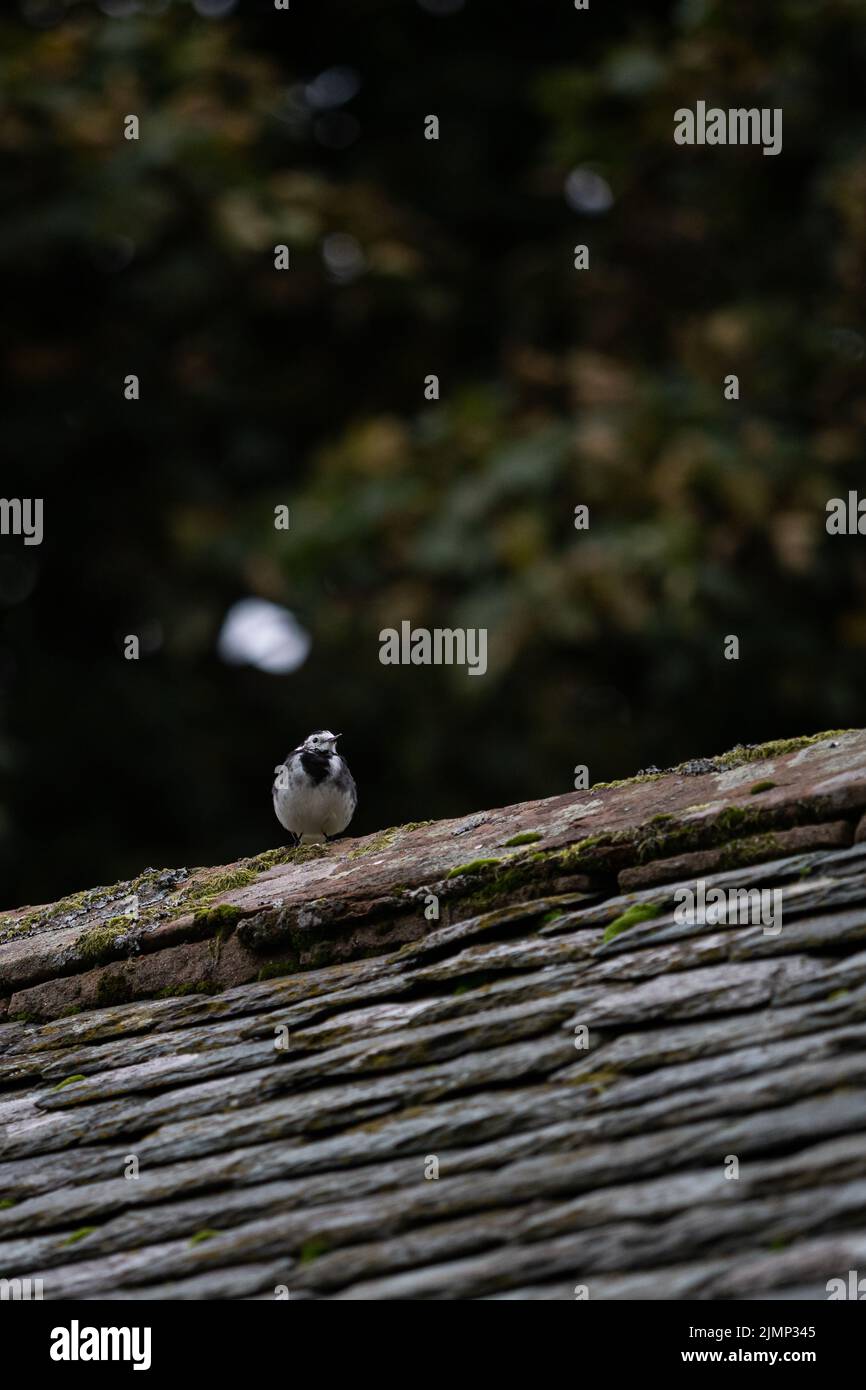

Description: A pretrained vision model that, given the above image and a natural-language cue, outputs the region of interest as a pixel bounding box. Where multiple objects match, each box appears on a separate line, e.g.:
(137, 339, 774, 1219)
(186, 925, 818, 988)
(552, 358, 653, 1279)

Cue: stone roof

(2, 729, 866, 1299)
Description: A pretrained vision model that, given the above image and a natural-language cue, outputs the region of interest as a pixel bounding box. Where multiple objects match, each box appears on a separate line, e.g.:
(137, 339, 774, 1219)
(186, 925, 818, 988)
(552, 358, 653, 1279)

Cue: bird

(272, 730, 357, 845)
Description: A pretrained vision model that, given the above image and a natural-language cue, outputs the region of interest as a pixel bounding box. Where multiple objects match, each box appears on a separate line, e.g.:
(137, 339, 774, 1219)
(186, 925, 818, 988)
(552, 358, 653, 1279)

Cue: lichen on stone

(591, 729, 852, 793)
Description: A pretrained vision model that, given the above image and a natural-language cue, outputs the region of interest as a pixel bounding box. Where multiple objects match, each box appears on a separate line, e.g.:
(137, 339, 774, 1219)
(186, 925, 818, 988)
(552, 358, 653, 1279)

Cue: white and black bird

(272, 730, 357, 845)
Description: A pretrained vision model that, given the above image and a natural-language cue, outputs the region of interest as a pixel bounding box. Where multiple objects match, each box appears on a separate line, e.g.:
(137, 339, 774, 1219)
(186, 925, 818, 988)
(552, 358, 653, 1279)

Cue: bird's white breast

(273, 755, 354, 841)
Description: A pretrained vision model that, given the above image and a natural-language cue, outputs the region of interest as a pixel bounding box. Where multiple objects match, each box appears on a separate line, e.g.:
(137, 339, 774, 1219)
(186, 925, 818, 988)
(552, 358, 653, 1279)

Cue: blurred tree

(2, 0, 866, 904)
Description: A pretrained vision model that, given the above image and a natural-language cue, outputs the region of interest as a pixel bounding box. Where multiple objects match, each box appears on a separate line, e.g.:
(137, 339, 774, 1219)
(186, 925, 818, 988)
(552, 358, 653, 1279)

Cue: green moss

(447, 858, 503, 879)
(629, 804, 775, 867)
(504, 831, 542, 847)
(716, 833, 783, 872)
(189, 1229, 219, 1245)
(624, 791, 846, 871)
(0, 921, 29, 941)
(247, 842, 329, 870)
(402, 820, 434, 832)
(347, 827, 401, 859)
(291, 844, 329, 864)
(575, 1066, 621, 1094)
(210, 868, 258, 893)
(717, 805, 767, 834)
(7, 867, 207, 941)
(560, 833, 606, 860)
(257, 961, 296, 982)
(451, 841, 608, 915)
(749, 780, 777, 795)
(186, 867, 258, 906)
(299, 1238, 330, 1264)
(104, 913, 136, 930)
(195, 905, 244, 968)
(827, 988, 850, 1001)
(59, 1005, 83, 1017)
(590, 730, 851, 794)
(52, 1074, 86, 1091)
(62, 1227, 97, 1246)
(709, 730, 851, 769)
(591, 772, 664, 792)
(453, 872, 528, 912)
(452, 984, 471, 996)
(75, 924, 126, 966)
(632, 831, 682, 865)
(10, 1012, 35, 1024)
(194, 903, 244, 929)
(249, 846, 298, 873)
(10, 888, 93, 937)
(95, 971, 133, 1008)
(306, 941, 335, 969)
(0, 1198, 16, 1209)
(602, 902, 662, 945)
(155, 981, 221, 999)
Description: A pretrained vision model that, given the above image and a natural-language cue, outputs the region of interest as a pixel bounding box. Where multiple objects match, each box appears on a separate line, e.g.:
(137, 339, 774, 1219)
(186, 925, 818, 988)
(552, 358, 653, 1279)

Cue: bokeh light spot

(217, 599, 312, 675)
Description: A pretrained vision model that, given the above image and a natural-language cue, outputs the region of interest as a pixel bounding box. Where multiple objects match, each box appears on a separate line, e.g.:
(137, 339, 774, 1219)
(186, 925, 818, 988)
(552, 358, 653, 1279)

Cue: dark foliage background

(3, 0, 866, 905)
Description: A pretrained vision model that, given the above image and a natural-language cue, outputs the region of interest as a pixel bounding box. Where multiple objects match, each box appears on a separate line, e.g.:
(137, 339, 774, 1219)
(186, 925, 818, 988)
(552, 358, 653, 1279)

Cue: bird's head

(302, 729, 341, 755)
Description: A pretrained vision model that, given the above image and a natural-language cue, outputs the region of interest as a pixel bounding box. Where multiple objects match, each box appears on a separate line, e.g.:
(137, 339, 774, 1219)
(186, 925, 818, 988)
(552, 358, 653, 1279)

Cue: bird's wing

(338, 759, 358, 809)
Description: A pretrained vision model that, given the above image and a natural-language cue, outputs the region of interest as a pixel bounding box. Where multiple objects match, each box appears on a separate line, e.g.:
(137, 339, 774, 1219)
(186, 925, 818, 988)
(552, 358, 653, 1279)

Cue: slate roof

(2, 729, 866, 1299)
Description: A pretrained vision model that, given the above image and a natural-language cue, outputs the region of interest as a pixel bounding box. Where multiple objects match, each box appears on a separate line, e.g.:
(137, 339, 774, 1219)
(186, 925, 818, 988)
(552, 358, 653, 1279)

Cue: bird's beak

(333, 733, 342, 740)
